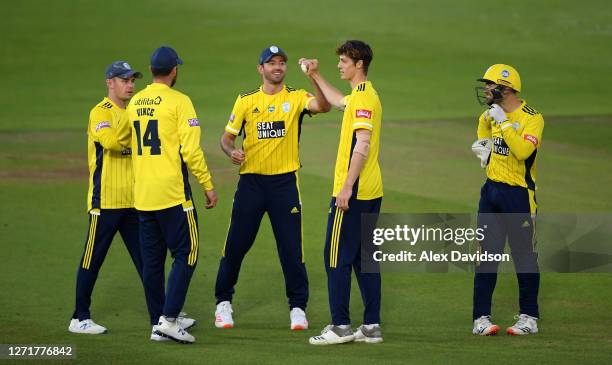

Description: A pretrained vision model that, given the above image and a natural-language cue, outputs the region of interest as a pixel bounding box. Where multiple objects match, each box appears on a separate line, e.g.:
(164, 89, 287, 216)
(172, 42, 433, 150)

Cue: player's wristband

(500, 121, 513, 131)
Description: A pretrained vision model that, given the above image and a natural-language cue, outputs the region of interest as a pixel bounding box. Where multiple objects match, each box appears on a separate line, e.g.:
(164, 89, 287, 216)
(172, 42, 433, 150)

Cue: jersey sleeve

(177, 96, 214, 191)
(89, 107, 124, 151)
(224, 96, 246, 136)
(115, 108, 132, 148)
(349, 92, 375, 131)
(501, 114, 544, 161)
(477, 111, 492, 139)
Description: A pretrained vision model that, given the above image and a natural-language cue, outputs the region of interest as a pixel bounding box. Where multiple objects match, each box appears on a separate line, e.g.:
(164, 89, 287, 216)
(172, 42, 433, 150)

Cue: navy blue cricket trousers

(473, 179, 540, 319)
(73, 208, 143, 321)
(139, 202, 200, 325)
(215, 172, 309, 310)
(324, 197, 382, 325)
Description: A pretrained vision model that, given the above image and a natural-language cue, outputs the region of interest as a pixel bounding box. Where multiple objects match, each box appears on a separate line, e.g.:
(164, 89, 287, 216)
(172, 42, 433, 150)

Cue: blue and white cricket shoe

(506, 314, 538, 335)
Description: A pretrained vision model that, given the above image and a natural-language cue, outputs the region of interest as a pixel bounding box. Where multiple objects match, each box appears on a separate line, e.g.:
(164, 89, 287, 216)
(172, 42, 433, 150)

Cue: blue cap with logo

(151, 46, 184, 69)
(105, 61, 143, 79)
(259, 45, 288, 64)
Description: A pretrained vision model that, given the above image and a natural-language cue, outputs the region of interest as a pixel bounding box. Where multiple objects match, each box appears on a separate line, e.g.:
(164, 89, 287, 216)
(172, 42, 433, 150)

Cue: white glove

(487, 104, 508, 125)
(471, 138, 492, 168)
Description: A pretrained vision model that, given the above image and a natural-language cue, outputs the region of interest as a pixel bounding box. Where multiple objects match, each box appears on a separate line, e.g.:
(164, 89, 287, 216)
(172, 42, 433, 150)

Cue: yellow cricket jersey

(333, 81, 383, 200)
(224, 85, 315, 175)
(477, 101, 544, 190)
(117, 83, 214, 211)
(86, 97, 134, 211)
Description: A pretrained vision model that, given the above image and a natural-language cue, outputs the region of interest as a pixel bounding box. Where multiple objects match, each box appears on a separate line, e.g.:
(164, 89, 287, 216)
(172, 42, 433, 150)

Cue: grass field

(1, 1, 612, 364)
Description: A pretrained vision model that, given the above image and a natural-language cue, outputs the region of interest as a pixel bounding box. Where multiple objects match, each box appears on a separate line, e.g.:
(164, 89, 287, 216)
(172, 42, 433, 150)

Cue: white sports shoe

(215, 301, 234, 328)
(68, 318, 107, 334)
(151, 313, 194, 341)
(178, 312, 196, 330)
(309, 325, 355, 345)
(506, 314, 538, 335)
(153, 316, 195, 344)
(150, 327, 170, 342)
(472, 315, 500, 336)
(354, 324, 383, 343)
(290, 307, 308, 330)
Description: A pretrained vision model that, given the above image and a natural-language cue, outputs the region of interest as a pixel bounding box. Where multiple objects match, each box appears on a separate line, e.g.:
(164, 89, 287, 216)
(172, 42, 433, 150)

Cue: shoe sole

(506, 328, 536, 336)
(68, 328, 107, 335)
(355, 336, 383, 343)
(474, 325, 500, 336)
(309, 335, 355, 345)
(150, 334, 170, 342)
(153, 330, 194, 344)
(291, 325, 307, 331)
(215, 322, 233, 329)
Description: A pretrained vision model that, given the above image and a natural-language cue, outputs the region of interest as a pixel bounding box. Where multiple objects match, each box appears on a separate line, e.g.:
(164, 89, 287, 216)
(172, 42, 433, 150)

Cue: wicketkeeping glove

(487, 104, 508, 125)
(471, 138, 492, 168)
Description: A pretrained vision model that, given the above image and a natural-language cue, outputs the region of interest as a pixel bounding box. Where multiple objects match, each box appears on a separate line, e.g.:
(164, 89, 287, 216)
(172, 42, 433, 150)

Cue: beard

(264, 71, 284, 85)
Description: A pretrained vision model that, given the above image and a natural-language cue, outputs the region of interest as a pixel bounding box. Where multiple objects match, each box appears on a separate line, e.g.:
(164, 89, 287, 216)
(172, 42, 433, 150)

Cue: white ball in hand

(300, 62, 308, 73)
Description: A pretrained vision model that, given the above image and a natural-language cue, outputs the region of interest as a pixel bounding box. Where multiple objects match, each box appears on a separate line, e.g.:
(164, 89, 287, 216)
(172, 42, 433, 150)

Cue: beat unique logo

(257, 121, 286, 139)
(493, 137, 509, 156)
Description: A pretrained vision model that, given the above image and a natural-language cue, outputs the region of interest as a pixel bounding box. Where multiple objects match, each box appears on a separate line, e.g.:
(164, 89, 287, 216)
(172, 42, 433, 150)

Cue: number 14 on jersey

(133, 120, 161, 155)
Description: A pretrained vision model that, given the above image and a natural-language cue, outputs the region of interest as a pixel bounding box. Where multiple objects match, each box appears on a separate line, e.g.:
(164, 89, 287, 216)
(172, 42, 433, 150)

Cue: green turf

(1, 0, 612, 364)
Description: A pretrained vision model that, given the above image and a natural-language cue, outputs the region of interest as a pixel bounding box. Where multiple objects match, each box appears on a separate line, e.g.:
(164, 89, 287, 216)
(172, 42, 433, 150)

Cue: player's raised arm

(299, 58, 346, 110)
(488, 104, 544, 161)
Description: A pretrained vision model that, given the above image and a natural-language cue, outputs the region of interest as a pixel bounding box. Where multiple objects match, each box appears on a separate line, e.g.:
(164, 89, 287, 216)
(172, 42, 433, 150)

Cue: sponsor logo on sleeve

(95, 121, 111, 131)
(188, 118, 200, 127)
(524, 134, 538, 146)
(229, 114, 235, 122)
(355, 109, 372, 119)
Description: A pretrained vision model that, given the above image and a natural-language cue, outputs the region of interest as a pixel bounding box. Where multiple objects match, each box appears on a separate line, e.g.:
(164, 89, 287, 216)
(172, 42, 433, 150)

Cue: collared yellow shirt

(333, 81, 383, 199)
(477, 101, 544, 190)
(224, 85, 315, 175)
(117, 83, 214, 211)
(86, 97, 134, 211)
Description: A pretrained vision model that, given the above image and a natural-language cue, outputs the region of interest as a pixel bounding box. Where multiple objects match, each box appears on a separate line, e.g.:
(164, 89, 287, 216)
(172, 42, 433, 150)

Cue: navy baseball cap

(259, 45, 287, 64)
(151, 46, 183, 69)
(105, 61, 142, 79)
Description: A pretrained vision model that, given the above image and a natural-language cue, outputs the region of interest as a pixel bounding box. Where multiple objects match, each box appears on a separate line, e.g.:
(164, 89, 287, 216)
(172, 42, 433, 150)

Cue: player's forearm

(343, 152, 367, 190)
(184, 148, 215, 191)
(500, 126, 536, 160)
(220, 133, 237, 158)
(97, 130, 125, 151)
(310, 72, 345, 108)
(343, 134, 370, 189)
(309, 76, 332, 113)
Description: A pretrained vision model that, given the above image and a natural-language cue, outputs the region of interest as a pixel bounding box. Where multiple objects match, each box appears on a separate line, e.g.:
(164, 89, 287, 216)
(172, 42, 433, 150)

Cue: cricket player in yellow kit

(301, 40, 384, 345)
(213, 46, 331, 331)
(68, 61, 144, 336)
(471, 64, 544, 337)
(117, 46, 217, 344)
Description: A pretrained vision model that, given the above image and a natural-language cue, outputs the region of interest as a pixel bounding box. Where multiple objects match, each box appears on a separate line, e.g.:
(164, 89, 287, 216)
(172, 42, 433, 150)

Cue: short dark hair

(151, 67, 173, 77)
(336, 40, 373, 74)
